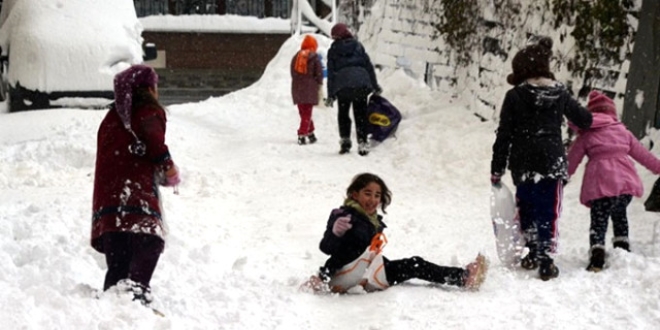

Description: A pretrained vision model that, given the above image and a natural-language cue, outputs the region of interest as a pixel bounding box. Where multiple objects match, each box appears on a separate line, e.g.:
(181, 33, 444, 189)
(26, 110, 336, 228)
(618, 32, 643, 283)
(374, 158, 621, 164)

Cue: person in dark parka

(291, 34, 323, 145)
(91, 64, 180, 304)
(490, 37, 592, 281)
(325, 23, 381, 156)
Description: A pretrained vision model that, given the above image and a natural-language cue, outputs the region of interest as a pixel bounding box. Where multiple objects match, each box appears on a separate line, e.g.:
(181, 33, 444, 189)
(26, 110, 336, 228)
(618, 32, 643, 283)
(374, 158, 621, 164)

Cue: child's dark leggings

(383, 256, 466, 287)
(589, 195, 632, 247)
(102, 232, 164, 291)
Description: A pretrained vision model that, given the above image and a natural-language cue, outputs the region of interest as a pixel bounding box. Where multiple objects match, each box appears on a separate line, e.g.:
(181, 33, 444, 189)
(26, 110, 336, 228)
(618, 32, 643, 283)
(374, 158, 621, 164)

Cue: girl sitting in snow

(567, 90, 660, 272)
(302, 173, 487, 293)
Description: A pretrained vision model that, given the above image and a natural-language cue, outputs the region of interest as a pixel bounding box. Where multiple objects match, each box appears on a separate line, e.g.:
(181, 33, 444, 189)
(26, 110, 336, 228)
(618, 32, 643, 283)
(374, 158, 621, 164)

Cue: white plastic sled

(490, 183, 525, 268)
(328, 233, 389, 293)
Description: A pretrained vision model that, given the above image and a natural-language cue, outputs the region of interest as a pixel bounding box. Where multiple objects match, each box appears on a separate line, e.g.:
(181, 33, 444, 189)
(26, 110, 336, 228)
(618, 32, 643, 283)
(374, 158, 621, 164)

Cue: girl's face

(351, 182, 382, 215)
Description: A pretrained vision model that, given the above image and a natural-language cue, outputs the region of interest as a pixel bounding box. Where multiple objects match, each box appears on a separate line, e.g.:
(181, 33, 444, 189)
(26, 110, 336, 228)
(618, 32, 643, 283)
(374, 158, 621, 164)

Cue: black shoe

(613, 240, 630, 252)
(298, 136, 306, 145)
(520, 253, 538, 270)
(586, 247, 606, 272)
(358, 142, 369, 156)
(339, 138, 351, 154)
(308, 133, 317, 144)
(129, 283, 153, 306)
(539, 260, 559, 281)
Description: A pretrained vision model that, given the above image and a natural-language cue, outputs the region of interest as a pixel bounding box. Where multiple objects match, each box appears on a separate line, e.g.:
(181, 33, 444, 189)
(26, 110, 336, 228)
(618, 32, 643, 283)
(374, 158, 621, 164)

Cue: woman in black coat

(325, 23, 381, 156)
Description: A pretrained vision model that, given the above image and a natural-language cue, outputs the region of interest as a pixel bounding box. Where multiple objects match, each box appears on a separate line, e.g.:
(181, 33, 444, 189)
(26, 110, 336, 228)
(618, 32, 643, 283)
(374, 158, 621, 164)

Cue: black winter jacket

(326, 38, 378, 99)
(491, 82, 592, 185)
(319, 206, 386, 278)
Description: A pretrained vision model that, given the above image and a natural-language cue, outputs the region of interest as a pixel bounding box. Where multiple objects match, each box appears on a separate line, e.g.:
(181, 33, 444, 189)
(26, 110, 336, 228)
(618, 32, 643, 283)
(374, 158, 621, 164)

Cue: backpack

(367, 94, 401, 142)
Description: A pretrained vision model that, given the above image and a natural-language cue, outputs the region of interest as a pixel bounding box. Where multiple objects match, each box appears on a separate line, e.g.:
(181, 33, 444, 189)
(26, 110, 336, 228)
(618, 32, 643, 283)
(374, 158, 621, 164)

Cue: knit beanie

(331, 23, 353, 40)
(113, 64, 159, 130)
(507, 36, 555, 86)
(587, 90, 617, 116)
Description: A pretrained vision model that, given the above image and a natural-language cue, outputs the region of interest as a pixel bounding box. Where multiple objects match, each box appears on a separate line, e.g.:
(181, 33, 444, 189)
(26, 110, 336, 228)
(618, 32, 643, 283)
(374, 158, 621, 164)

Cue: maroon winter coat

(291, 51, 323, 105)
(91, 103, 174, 253)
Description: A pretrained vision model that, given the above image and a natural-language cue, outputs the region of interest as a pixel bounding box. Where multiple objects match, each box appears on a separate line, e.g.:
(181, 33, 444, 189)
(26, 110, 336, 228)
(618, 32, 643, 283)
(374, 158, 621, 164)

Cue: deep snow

(1, 33, 660, 329)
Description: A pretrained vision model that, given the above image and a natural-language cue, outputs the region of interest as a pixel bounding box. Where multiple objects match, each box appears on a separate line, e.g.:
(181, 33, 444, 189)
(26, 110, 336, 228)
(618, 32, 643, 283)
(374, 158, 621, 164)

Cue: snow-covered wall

(358, 0, 641, 120)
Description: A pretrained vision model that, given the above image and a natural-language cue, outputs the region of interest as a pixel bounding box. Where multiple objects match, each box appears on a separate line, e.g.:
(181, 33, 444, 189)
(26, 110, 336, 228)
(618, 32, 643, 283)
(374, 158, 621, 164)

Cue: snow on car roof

(0, 0, 143, 92)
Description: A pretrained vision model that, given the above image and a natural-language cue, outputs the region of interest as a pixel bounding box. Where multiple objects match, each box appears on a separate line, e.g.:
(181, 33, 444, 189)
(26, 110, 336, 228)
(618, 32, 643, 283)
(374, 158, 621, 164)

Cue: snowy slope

(0, 33, 659, 329)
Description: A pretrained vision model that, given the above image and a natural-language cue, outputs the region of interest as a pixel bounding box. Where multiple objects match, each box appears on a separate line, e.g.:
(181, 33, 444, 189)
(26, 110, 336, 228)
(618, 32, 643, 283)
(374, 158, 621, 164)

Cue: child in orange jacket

(290, 34, 323, 145)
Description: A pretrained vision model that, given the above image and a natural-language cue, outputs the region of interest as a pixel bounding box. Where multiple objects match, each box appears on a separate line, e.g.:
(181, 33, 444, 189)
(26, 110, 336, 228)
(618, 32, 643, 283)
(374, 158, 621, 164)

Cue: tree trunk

(622, 0, 660, 139)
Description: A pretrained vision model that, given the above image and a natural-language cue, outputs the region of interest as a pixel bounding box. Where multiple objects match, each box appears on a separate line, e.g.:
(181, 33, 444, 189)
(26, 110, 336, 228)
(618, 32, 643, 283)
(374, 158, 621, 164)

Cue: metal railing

(134, 0, 293, 18)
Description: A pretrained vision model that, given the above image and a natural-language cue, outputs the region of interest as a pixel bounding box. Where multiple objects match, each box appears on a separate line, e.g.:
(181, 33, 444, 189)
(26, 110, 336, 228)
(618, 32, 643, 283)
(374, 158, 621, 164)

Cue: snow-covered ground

(1, 33, 660, 329)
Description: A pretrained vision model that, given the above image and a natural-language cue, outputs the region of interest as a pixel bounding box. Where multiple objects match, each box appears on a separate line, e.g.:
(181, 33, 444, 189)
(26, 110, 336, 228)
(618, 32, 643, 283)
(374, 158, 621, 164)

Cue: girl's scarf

(344, 198, 380, 230)
(294, 50, 312, 74)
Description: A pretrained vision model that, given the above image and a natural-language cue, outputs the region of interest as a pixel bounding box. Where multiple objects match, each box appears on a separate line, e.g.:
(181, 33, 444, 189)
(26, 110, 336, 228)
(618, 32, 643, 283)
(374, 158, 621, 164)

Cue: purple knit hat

(114, 64, 158, 129)
(331, 23, 353, 40)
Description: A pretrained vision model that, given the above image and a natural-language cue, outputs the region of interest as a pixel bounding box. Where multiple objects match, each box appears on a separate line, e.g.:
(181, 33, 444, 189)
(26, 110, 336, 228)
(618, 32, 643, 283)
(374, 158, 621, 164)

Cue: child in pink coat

(567, 90, 660, 272)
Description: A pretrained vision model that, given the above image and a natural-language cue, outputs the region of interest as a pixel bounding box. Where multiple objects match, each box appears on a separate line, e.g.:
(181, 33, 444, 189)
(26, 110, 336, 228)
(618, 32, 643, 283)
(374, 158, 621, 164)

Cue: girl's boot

(586, 246, 605, 272)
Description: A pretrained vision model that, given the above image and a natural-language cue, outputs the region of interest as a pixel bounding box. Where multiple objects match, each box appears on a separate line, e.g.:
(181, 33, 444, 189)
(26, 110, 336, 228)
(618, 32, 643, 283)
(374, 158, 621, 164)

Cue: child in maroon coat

(91, 64, 180, 304)
(291, 34, 323, 145)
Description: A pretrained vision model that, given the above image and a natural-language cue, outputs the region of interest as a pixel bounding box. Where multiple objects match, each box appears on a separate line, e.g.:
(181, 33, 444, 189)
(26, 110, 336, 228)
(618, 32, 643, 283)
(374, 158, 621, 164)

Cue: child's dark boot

(538, 256, 559, 281)
(520, 252, 538, 270)
(298, 135, 307, 145)
(520, 241, 539, 270)
(586, 246, 606, 272)
(612, 237, 630, 252)
(358, 140, 370, 156)
(339, 138, 351, 154)
(308, 133, 317, 144)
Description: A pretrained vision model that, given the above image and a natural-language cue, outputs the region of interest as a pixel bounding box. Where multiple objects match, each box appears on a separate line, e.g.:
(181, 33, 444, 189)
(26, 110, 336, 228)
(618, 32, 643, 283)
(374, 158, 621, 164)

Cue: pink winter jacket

(567, 112, 660, 207)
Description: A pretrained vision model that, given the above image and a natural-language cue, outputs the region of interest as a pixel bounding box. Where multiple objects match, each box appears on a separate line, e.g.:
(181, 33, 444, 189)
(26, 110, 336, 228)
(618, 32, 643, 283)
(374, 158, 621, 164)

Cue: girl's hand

(163, 165, 181, 187)
(332, 215, 352, 237)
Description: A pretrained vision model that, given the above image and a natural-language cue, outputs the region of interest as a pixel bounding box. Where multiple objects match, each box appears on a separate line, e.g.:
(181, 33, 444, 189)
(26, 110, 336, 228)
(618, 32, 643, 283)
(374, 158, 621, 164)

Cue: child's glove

(332, 215, 353, 237)
(490, 174, 502, 187)
(163, 165, 181, 187)
(324, 97, 335, 108)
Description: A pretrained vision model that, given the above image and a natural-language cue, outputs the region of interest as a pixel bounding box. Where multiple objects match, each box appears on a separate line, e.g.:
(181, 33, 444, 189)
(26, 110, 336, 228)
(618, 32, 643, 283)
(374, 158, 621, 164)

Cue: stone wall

(358, 0, 640, 121)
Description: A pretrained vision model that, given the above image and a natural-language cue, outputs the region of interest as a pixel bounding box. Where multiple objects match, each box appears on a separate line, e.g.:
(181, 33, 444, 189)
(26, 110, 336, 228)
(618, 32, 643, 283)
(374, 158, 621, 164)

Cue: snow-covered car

(0, 0, 156, 112)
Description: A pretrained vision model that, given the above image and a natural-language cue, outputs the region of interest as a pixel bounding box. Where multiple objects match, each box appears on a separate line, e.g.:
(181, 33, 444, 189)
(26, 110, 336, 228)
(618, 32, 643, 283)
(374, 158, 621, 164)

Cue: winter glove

(163, 165, 181, 187)
(374, 85, 383, 96)
(490, 174, 502, 188)
(324, 97, 335, 108)
(332, 215, 353, 237)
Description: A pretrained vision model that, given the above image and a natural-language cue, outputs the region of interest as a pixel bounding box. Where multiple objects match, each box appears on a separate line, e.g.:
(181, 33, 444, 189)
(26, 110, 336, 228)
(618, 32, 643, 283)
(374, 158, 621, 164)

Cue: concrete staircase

(154, 68, 263, 106)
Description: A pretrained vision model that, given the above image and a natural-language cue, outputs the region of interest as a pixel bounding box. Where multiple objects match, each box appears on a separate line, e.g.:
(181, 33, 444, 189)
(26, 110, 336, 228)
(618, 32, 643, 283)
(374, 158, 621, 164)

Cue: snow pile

(0, 33, 659, 329)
